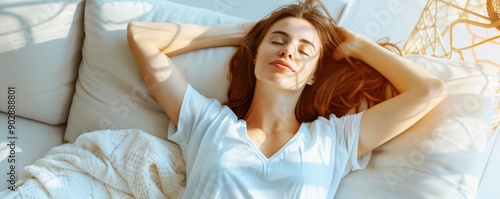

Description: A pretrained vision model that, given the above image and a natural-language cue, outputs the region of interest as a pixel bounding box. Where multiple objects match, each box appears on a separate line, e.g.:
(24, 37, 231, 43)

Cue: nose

(279, 44, 294, 59)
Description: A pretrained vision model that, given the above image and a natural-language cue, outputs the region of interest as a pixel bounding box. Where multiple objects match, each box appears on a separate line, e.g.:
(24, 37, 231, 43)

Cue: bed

(0, 0, 498, 198)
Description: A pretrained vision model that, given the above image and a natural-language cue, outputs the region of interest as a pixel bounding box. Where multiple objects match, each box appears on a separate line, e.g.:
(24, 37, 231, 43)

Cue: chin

(256, 73, 308, 92)
(269, 80, 306, 92)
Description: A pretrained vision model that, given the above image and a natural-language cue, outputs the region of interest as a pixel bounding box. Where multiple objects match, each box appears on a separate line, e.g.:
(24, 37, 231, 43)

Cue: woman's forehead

(266, 17, 321, 46)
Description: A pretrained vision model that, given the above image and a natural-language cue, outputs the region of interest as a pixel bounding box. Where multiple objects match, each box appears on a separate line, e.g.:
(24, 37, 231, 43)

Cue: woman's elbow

(422, 78, 448, 102)
(127, 22, 139, 44)
(127, 22, 152, 46)
(126, 22, 149, 56)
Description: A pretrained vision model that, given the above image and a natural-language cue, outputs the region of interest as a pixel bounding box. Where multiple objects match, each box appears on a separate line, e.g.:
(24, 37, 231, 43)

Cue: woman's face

(254, 17, 321, 92)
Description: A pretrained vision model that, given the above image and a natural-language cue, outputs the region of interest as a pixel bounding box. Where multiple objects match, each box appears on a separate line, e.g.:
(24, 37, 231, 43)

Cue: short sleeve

(329, 111, 372, 176)
(167, 84, 224, 149)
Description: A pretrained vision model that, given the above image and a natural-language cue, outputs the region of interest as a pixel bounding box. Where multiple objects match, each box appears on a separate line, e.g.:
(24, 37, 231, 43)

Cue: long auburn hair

(225, 0, 400, 122)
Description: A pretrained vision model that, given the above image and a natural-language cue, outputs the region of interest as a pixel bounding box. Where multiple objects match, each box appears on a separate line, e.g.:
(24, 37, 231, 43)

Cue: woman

(127, 0, 447, 198)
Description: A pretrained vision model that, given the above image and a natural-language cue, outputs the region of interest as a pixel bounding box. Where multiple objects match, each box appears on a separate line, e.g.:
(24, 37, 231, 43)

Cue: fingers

(332, 26, 373, 61)
(333, 43, 349, 61)
(333, 26, 353, 40)
(332, 26, 354, 61)
(334, 38, 370, 61)
(241, 21, 258, 33)
(332, 25, 347, 34)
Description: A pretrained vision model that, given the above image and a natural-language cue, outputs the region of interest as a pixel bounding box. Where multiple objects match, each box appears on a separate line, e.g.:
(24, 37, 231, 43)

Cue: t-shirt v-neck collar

(240, 120, 306, 161)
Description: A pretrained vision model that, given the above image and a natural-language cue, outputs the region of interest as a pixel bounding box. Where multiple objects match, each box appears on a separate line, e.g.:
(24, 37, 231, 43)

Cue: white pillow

(0, 0, 84, 125)
(64, 0, 245, 142)
(335, 55, 497, 199)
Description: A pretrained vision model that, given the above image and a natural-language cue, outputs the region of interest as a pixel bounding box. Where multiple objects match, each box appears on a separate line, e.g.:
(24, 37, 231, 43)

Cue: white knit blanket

(0, 129, 186, 198)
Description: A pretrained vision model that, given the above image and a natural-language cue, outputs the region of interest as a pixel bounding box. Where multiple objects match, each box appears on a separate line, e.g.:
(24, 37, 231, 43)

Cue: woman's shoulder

(182, 84, 240, 121)
(307, 112, 364, 130)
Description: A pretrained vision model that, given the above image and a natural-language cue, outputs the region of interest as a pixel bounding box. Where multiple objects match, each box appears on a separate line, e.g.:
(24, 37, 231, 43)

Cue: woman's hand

(332, 26, 374, 61)
(241, 21, 257, 34)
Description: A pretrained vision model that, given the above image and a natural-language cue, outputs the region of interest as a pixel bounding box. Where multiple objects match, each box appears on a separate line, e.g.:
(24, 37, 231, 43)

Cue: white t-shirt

(168, 84, 371, 199)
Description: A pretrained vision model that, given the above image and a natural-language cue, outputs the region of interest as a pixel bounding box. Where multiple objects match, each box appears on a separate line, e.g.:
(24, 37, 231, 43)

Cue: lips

(270, 60, 295, 72)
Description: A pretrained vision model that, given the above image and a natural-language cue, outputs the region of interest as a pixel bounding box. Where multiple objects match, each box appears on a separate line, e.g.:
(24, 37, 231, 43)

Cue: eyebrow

(270, 30, 316, 50)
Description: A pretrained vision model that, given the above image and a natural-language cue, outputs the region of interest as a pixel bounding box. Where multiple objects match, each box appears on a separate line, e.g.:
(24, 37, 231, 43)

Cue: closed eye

(271, 40, 310, 56)
(299, 50, 311, 57)
(299, 50, 310, 57)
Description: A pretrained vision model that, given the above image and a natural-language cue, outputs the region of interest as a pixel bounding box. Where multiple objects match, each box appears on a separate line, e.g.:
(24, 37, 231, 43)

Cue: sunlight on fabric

(0, 21, 27, 53)
(98, 2, 153, 31)
(445, 174, 480, 190)
(43, 171, 63, 190)
(0, 2, 79, 53)
(0, 141, 23, 162)
(432, 118, 488, 153)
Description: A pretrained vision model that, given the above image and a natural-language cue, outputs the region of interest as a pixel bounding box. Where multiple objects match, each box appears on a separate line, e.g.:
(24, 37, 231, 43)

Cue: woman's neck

(244, 82, 302, 134)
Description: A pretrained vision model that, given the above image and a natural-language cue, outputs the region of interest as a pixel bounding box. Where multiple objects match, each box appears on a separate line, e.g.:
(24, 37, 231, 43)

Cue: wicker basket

(487, 0, 500, 30)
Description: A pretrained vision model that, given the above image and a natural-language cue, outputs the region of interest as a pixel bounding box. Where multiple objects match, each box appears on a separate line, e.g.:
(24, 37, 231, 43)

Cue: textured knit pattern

(0, 129, 186, 199)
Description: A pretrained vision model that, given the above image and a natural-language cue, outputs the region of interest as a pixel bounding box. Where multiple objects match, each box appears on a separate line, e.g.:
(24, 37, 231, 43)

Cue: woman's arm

(127, 22, 251, 125)
(333, 27, 448, 157)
